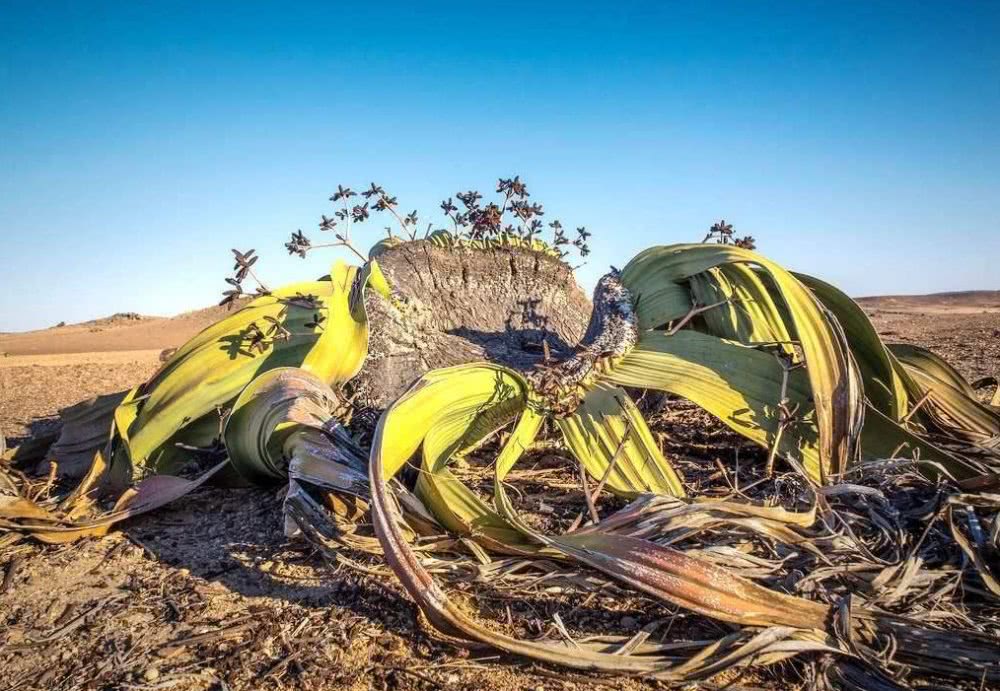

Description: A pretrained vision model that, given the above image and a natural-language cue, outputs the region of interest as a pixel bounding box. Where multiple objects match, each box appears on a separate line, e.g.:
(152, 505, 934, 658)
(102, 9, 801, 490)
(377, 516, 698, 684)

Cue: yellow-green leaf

(604, 330, 825, 482)
(556, 382, 685, 497)
(620, 244, 862, 481)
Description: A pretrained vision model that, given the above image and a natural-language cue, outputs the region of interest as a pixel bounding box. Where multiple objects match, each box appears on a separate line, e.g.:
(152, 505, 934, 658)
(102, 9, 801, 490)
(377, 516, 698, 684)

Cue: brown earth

(862, 293, 1000, 383)
(1, 292, 999, 691)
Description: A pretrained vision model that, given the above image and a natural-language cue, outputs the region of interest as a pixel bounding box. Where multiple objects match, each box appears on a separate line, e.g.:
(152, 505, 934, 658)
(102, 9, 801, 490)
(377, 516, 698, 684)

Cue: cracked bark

(351, 241, 594, 410)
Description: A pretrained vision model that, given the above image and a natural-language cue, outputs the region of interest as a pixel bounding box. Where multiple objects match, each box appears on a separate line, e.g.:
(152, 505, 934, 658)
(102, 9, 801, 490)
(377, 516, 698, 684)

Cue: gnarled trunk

(352, 241, 593, 409)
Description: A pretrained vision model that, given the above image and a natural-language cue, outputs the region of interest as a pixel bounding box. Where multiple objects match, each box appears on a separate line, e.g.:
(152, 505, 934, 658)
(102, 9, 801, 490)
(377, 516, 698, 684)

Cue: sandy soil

(857, 289, 1000, 315)
(865, 302, 1000, 383)
(0, 352, 162, 447)
(1, 294, 998, 691)
(0, 304, 241, 357)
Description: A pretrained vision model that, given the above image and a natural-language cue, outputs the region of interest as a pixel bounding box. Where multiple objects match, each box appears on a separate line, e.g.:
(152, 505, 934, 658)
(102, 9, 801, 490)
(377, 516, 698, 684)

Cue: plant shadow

(445, 326, 575, 370)
(120, 486, 412, 620)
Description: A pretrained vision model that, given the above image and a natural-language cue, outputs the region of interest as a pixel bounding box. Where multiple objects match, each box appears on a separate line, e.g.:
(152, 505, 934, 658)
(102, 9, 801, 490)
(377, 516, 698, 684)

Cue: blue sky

(1, 2, 998, 332)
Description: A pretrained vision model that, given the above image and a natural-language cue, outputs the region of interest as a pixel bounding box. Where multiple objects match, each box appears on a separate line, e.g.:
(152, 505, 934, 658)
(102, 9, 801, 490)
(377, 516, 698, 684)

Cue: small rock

(143, 666, 160, 682)
(620, 615, 638, 629)
(6, 629, 25, 645)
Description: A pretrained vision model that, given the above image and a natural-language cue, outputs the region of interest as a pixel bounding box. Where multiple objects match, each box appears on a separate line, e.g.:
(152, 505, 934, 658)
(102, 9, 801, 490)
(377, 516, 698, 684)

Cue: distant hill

(75, 312, 151, 328)
(856, 290, 1000, 315)
(0, 300, 249, 357)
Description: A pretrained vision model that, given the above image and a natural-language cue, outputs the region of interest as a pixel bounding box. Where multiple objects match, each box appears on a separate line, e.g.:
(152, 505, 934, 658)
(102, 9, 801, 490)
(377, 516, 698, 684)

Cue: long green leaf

(795, 272, 909, 421)
(377, 363, 537, 552)
(621, 244, 862, 481)
(604, 330, 825, 482)
(124, 260, 385, 472)
(689, 264, 794, 355)
(556, 382, 685, 497)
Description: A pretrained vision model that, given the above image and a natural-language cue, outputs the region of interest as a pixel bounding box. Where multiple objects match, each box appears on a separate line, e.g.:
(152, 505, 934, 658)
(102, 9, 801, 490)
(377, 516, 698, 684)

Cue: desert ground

(1, 292, 998, 691)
